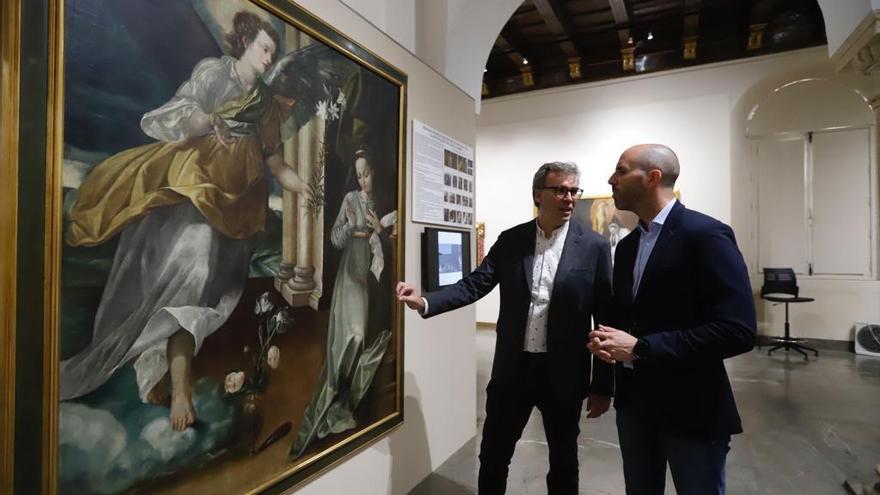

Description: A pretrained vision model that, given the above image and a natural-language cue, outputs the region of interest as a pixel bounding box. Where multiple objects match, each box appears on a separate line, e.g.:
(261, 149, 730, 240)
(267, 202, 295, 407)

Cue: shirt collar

(637, 199, 676, 233)
(535, 219, 569, 240)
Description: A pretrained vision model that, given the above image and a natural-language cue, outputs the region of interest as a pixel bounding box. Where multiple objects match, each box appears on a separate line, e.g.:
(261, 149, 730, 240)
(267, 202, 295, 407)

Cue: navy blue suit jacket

(611, 201, 756, 437)
(423, 220, 614, 402)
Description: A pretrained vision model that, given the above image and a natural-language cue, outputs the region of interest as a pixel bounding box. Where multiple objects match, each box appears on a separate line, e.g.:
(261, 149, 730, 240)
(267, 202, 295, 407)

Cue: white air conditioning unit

(854, 323, 880, 357)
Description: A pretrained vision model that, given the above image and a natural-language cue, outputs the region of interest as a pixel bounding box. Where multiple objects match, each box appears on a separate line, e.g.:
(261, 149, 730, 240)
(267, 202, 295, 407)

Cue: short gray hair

(532, 161, 579, 206)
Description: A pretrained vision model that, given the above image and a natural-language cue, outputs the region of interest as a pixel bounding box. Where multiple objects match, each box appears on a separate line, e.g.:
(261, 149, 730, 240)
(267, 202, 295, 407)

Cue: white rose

(225, 371, 245, 394)
(254, 292, 274, 316)
(267, 346, 281, 369)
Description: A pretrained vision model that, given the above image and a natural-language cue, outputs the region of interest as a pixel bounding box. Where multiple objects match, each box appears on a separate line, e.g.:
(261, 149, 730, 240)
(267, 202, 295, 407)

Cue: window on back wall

(752, 127, 874, 278)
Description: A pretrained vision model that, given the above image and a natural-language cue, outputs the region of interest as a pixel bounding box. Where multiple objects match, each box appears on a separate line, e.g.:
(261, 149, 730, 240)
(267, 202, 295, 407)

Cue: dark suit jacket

(611, 201, 756, 437)
(424, 219, 614, 402)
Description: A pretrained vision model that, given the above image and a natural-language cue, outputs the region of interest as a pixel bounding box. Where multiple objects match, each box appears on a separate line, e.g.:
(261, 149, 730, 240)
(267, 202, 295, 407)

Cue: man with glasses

(396, 161, 613, 495)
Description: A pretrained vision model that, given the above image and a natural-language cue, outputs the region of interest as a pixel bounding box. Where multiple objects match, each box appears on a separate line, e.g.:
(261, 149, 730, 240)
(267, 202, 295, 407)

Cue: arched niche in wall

(746, 79, 873, 137)
(744, 78, 876, 279)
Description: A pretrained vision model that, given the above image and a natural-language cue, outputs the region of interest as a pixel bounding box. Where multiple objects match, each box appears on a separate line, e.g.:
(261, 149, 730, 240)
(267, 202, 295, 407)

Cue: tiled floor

(410, 330, 880, 494)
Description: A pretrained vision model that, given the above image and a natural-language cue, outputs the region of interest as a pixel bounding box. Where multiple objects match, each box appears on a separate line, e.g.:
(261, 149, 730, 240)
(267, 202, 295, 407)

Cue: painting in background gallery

(58, 0, 404, 492)
(573, 193, 680, 260)
(573, 196, 636, 260)
(476, 221, 485, 264)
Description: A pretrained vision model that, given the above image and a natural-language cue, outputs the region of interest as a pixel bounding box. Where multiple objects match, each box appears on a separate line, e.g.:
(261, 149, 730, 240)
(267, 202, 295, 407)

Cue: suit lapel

(550, 222, 581, 299)
(617, 231, 639, 307)
(634, 201, 682, 303)
(523, 221, 537, 291)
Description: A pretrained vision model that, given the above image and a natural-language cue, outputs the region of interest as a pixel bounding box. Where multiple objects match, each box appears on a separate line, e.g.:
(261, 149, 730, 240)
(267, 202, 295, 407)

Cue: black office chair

(761, 268, 818, 360)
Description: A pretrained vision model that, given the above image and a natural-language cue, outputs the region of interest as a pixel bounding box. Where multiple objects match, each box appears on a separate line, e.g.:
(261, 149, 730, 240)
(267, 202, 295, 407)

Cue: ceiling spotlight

(522, 58, 529, 65)
(647, 31, 654, 40)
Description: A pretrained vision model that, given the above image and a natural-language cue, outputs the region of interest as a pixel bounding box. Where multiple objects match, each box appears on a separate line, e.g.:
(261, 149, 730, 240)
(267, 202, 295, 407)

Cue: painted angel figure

(60, 11, 334, 432)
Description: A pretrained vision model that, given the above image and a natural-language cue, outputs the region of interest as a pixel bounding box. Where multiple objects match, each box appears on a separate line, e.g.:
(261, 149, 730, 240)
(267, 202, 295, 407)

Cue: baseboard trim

(755, 334, 853, 353)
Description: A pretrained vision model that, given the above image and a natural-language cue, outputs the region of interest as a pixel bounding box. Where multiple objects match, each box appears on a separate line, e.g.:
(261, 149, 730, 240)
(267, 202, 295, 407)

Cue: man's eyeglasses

(539, 186, 584, 199)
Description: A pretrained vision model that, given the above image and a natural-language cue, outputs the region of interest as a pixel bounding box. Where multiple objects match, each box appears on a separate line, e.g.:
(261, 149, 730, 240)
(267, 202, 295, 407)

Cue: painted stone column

(276, 28, 300, 300)
(287, 113, 325, 307)
(277, 32, 324, 308)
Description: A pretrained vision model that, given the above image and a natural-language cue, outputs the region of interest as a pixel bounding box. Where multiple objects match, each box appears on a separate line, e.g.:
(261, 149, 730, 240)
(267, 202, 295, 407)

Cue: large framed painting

(3, 0, 406, 493)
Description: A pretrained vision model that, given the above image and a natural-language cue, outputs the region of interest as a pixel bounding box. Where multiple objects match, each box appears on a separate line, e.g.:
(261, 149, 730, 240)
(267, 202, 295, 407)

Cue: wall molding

(832, 10, 880, 73)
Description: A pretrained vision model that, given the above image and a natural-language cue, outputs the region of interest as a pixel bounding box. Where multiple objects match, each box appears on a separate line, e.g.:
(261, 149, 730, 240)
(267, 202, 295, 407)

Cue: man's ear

(647, 168, 663, 187)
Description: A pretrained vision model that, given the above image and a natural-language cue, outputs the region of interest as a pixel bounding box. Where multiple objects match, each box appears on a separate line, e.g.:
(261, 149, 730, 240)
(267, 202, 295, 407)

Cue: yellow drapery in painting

(67, 84, 285, 246)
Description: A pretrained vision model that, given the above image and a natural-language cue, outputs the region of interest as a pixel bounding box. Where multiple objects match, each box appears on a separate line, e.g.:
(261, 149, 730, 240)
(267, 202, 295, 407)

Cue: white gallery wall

(289, 1, 477, 494)
(475, 46, 880, 342)
(740, 77, 879, 343)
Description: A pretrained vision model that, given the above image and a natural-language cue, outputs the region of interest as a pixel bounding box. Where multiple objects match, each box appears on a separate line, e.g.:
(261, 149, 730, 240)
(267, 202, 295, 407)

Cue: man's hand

(395, 282, 425, 312)
(585, 393, 611, 419)
(587, 335, 612, 363)
(588, 324, 638, 364)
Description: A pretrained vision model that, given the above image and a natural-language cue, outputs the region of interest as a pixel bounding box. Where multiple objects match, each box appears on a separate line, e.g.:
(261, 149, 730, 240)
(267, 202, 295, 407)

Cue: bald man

(588, 144, 756, 495)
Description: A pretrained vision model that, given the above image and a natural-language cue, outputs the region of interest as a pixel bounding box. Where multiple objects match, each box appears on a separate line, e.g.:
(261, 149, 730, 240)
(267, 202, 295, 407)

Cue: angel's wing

(264, 43, 350, 132)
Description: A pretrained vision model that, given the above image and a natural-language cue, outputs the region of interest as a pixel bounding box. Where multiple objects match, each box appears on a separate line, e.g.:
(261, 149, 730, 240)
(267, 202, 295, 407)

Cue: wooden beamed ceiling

(484, 0, 826, 98)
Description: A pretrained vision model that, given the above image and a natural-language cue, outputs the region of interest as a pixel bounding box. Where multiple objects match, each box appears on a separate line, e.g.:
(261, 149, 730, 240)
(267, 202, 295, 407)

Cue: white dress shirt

(523, 220, 569, 352)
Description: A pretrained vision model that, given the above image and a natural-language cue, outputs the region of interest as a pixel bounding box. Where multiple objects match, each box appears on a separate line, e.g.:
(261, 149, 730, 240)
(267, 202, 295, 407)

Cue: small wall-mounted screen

(437, 230, 464, 286)
(422, 227, 471, 292)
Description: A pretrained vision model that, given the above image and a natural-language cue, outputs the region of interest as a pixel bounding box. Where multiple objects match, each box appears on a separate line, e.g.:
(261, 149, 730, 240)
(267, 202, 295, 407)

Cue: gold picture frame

(4, 0, 408, 493)
(1, 1, 22, 492)
(475, 221, 485, 264)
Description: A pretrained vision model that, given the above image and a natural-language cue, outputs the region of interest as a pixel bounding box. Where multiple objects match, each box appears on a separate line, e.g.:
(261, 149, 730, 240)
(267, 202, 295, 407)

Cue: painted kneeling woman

(60, 12, 306, 432)
(290, 150, 394, 458)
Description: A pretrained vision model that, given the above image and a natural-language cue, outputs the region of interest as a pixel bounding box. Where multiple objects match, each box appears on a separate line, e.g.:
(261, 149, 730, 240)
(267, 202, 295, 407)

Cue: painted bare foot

(170, 391, 195, 431)
(146, 375, 170, 405)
